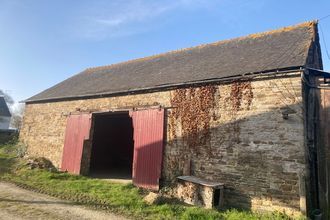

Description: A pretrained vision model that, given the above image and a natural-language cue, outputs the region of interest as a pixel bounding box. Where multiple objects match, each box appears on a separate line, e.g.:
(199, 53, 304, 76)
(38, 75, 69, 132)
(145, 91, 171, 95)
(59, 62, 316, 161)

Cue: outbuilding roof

(0, 96, 11, 117)
(26, 21, 317, 103)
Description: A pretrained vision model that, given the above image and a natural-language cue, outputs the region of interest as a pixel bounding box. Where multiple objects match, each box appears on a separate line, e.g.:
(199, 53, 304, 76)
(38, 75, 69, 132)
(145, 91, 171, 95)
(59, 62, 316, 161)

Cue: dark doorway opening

(89, 112, 134, 181)
(213, 188, 221, 208)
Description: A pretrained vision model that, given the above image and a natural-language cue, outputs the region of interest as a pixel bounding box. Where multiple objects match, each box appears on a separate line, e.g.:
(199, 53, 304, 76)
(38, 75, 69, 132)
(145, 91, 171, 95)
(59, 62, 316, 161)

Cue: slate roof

(26, 21, 316, 103)
(0, 96, 11, 117)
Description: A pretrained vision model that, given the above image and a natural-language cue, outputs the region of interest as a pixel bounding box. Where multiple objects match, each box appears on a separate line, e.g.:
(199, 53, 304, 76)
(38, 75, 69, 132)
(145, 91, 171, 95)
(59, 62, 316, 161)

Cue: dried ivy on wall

(230, 81, 253, 111)
(226, 80, 254, 145)
(166, 81, 253, 180)
(170, 85, 217, 151)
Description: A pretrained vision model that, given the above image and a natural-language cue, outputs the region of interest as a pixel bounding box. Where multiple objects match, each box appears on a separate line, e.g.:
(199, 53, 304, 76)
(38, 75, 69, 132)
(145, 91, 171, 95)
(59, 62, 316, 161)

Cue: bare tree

(10, 104, 25, 130)
(0, 90, 25, 129)
(0, 90, 14, 106)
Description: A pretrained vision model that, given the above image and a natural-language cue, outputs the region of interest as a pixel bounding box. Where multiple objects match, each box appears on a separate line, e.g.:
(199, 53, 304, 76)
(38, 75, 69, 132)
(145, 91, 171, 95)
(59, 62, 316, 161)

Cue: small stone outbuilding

(20, 21, 330, 217)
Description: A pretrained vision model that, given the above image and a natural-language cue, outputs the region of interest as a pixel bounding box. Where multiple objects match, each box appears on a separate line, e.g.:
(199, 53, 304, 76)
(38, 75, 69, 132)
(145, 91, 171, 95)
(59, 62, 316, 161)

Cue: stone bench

(176, 176, 224, 209)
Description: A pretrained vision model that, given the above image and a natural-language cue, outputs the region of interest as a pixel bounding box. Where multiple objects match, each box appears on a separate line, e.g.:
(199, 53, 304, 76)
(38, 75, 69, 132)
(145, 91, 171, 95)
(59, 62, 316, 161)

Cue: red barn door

(130, 108, 165, 190)
(61, 113, 92, 174)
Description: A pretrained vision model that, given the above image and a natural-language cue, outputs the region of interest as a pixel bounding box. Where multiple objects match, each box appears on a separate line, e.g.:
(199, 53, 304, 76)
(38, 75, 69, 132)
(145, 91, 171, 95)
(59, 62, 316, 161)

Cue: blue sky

(0, 0, 330, 103)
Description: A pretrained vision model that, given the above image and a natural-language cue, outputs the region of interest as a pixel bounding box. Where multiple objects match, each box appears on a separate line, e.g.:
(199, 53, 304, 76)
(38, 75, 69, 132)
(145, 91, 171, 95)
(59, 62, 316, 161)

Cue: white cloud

(73, 0, 221, 40)
(91, 1, 172, 27)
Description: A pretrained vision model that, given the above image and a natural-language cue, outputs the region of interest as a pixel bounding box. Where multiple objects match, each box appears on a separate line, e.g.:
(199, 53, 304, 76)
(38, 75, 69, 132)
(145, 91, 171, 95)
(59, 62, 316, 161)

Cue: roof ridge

(84, 20, 316, 73)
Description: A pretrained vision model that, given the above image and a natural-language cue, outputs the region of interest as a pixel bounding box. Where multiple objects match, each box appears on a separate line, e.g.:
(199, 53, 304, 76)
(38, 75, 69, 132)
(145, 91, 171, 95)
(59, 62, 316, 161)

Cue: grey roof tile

(26, 21, 316, 103)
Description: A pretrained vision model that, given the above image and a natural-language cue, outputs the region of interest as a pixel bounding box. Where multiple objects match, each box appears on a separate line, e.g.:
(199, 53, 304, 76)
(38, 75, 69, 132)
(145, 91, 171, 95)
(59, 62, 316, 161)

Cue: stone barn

(20, 21, 330, 217)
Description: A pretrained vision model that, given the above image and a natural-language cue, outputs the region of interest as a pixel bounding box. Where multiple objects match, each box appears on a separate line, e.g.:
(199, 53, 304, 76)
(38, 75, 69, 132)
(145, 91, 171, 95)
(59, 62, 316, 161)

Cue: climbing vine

(227, 80, 254, 144)
(230, 80, 253, 111)
(166, 81, 254, 180)
(170, 85, 217, 152)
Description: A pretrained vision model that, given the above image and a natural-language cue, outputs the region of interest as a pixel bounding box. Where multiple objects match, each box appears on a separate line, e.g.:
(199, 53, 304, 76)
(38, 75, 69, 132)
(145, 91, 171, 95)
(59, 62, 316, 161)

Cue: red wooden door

(61, 113, 92, 174)
(130, 108, 165, 190)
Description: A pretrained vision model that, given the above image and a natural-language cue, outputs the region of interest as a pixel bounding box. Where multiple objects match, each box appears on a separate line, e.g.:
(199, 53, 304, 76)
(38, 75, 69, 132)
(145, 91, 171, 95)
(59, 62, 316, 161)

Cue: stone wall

(164, 74, 305, 216)
(20, 92, 171, 166)
(20, 72, 305, 215)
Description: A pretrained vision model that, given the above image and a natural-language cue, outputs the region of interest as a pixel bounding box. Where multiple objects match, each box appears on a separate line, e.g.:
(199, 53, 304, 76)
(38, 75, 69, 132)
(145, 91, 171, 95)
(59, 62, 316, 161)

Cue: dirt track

(0, 182, 126, 220)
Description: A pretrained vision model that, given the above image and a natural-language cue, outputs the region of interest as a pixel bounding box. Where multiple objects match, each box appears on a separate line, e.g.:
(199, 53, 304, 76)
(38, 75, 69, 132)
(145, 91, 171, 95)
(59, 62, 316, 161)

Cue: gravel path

(0, 182, 127, 220)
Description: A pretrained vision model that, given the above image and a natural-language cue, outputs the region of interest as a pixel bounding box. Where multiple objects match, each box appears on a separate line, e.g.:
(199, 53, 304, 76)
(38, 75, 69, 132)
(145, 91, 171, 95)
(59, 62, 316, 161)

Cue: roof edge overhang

(23, 66, 305, 104)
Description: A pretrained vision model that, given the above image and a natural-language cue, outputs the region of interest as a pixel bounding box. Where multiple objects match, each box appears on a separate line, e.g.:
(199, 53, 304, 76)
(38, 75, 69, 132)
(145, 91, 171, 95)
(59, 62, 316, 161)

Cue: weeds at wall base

(0, 143, 304, 220)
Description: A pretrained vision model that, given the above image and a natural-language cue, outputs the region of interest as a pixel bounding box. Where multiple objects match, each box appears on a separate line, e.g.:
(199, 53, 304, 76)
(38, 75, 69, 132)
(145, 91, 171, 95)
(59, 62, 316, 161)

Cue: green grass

(0, 142, 303, 220)
(0, 140, 20, 174)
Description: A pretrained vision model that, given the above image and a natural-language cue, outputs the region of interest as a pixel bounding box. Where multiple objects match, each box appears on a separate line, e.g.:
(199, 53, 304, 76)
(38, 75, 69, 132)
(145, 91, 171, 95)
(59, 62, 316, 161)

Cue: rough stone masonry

(20, 72, 305, 216)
